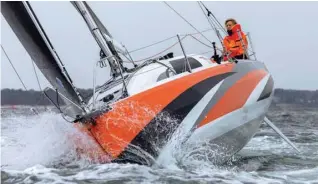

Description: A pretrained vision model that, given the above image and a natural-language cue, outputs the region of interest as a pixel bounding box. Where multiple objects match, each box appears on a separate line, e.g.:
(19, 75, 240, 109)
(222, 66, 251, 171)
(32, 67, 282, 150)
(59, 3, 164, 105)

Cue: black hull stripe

(257, 76, 274, 101)
(190, 61, 267, 129)
(112, 72, 234, 165)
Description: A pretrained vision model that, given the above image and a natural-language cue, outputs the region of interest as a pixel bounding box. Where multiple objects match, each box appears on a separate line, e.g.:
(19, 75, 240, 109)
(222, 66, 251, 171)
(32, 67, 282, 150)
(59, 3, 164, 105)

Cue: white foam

(156, 81, 224, 168)
(1, 111, 81, 170)
(261, 167, 318, 183)
(2, 159, 317, 184)
(1, 107, 317, 184)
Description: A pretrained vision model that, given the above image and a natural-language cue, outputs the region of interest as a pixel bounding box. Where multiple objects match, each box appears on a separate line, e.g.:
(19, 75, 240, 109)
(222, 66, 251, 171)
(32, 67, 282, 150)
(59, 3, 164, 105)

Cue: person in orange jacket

(223, 18, 248, 60)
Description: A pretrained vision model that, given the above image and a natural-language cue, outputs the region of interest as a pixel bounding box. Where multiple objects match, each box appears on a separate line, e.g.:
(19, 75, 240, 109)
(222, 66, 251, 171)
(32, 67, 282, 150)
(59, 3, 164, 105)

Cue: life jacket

(223, 24, 248, 58)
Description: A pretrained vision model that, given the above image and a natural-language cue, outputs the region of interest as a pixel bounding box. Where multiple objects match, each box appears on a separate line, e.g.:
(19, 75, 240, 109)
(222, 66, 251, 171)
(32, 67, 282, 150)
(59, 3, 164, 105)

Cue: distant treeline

(273, 89, 318, 106)
(1, 88, 93, 106)
(1, 88, 318, 106)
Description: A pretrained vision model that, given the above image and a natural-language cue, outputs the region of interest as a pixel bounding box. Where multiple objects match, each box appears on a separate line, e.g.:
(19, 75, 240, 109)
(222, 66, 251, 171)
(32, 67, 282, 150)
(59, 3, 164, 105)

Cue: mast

(72, 2, 127, 55)
(71, 1, 124, 78)
(71, 1, 129, 96)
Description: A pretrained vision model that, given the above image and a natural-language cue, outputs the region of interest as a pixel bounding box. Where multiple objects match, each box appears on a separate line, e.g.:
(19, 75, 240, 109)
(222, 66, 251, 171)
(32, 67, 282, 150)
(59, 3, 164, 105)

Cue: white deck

(88, 54, 222, 109)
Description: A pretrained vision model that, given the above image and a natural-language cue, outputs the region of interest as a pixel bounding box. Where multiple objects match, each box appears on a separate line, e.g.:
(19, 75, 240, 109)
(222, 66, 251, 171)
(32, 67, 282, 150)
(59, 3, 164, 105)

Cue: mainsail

(1, 1, 85, 117)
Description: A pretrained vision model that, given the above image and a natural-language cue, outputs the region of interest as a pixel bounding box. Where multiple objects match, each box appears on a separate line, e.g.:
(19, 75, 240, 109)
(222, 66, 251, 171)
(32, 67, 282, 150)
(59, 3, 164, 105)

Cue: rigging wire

(122, 29, 223, 66)
(188, 34, 213, 49)
(1, 44, 74, 117)
(128, 35, 177, 54)
(124, 35, 188, 63)
(129, 65, 168, 77)
(197, 2, 224, 45)
(209, 16, 226, 35)
(181, 28, 214, 36)
(30, 57, 43, 91)
(1, 44, 43, 115)
(1, 45, 28, 91)
(163, 1, 212, 46)
(55, 89, 73, 123)
(30, 55, 79, 119)
(188, 34, 223, 52)
(120, 52, 134, 63)
(122, 2, 227, 64)
(197, 2, 217, 30)
(123, 33, 220, 65)
(122, 35, 219, 77)
(127, 28, 215, 55)
(29, 55, 50, 112)
(42, 89, 73, 123)
(126, 50, 220, 79)
(199, 1, 227, 34)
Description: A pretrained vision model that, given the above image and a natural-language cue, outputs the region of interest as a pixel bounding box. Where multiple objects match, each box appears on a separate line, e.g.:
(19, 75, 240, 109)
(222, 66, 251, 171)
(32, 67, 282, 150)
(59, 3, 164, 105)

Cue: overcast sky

(1, 1, 318, 90)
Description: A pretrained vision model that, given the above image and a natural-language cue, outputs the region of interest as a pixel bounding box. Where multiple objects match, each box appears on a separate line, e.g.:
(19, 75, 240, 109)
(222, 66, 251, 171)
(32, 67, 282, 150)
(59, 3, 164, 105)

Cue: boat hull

(177, 95, 272, 164)
(74, 60, 274, 165)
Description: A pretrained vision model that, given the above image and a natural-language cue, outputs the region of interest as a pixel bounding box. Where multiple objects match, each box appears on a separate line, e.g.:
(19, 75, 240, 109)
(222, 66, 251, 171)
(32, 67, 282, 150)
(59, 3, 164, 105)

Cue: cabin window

(157, 69, 175, 82)
(157, 57, 202, 82)
(169, 57, 202, 74)
(157, 71, 169, 82)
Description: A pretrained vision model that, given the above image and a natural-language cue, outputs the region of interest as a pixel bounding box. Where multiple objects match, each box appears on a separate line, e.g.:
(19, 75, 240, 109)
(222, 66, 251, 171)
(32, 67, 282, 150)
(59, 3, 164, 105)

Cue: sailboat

(1, 1, 299, 166)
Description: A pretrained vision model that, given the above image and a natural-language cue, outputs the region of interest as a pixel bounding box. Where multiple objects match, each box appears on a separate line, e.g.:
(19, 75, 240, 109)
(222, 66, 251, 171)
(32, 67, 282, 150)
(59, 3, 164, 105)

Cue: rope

(163, 1, 212, 46)
(1, 45, 28, 90)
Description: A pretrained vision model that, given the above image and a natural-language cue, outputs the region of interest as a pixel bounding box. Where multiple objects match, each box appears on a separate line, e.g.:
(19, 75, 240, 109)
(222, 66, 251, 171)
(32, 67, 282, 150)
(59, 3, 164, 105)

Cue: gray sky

(1, 1, 318, 90)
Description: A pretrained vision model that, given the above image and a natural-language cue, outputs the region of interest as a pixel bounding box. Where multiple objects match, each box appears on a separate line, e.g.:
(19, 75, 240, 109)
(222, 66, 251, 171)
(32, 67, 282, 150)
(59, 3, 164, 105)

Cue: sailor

(223, 18, 248, 60)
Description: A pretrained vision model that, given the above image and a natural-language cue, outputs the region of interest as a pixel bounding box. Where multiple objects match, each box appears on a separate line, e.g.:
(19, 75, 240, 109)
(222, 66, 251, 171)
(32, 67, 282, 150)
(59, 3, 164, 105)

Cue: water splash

(1, 105, 317, 183)
(1, 110, 96, 170)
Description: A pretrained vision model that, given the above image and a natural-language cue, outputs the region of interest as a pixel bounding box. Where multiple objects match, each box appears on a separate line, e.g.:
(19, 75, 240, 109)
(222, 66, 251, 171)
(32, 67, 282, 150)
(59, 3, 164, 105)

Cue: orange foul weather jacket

(223, 24, 248, 59)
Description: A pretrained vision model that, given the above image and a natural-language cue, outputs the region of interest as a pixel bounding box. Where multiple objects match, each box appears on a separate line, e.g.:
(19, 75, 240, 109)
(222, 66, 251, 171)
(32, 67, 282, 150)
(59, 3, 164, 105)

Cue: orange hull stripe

(198, 69, 267, 128)
(88, 64, 234, 158)
(72, 124, 111, 162)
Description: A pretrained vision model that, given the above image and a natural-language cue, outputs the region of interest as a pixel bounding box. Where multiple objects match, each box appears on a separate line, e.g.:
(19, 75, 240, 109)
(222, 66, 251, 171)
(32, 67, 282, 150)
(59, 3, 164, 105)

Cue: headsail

(1, 1, 85, 117)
